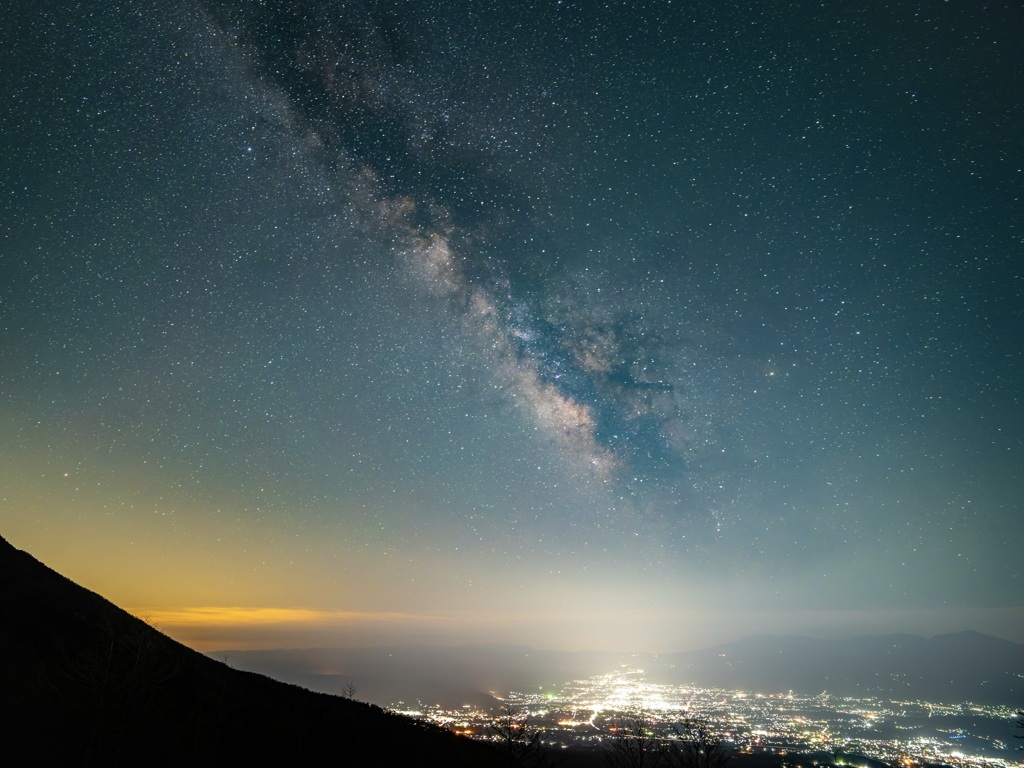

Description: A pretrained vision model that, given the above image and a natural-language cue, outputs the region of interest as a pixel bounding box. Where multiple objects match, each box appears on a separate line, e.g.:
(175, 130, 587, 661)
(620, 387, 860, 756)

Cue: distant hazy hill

(220, 633, 1024, 708)
(215, 643, 627, 709)
(0, 535, 510, 767)
(655, 632, 1024, 704)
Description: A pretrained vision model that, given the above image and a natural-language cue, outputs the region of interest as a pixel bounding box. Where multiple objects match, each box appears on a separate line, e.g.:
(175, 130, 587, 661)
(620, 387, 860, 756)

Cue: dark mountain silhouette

(0, 534, 512, 767)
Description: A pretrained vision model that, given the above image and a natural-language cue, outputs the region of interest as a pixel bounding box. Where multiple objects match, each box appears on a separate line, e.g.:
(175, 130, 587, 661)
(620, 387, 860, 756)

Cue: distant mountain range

(0, 535, 510, 767)
(653, 631, 1024, 704)
(218, 634, 1024, 709)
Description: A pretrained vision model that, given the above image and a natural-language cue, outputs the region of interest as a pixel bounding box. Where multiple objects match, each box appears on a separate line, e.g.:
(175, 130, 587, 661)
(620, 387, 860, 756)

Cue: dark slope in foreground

(0, 535, 510, 767)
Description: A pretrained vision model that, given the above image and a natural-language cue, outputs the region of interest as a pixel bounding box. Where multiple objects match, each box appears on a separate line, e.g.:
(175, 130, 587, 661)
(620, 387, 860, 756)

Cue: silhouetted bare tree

(55, 615, 181, 767)
(662, 715, 730, 768)
(604, 711, 664, 768)
(489, 704, 551, 767)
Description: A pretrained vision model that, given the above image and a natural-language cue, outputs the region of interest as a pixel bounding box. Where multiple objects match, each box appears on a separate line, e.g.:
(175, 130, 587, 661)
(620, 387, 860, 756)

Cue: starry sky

(2, 0, 1022, 653)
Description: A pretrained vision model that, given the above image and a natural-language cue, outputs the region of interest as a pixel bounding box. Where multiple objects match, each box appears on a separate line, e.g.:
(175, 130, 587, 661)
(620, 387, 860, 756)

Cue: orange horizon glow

(139, 606, 446, 627)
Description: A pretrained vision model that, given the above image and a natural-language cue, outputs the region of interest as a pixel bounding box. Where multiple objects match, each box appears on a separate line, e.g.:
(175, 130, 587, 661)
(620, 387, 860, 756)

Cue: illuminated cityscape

(392, 668, 1022, 768)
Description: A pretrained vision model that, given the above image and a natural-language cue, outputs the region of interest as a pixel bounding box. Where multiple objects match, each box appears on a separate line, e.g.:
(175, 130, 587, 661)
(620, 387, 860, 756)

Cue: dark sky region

(1, 1, 1022, 653)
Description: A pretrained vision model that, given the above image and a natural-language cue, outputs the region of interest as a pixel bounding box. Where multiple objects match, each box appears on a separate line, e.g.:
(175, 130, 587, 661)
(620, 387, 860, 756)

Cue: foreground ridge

(0, 535, 511, 767)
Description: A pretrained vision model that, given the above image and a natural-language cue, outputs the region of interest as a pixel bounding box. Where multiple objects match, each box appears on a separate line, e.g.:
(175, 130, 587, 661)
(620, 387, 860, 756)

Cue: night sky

(2, 0, 1022, 653)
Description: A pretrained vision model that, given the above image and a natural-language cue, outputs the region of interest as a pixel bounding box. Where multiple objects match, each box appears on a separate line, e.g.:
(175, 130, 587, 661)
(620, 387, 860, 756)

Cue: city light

(391, 667, 1021, 768)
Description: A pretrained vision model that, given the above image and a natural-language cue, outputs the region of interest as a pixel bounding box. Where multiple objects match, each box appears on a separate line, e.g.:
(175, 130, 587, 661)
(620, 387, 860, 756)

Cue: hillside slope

(0, 534, 510, 767)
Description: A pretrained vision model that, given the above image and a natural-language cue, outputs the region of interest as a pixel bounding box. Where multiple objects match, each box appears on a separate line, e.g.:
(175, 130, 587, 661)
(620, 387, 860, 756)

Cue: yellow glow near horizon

(133, 605, 458, 651)
(141, 606, 443, 627)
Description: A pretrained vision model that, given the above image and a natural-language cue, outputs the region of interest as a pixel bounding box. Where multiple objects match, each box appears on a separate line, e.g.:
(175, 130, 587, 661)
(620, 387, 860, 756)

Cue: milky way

(1, 0, 1021, 650)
